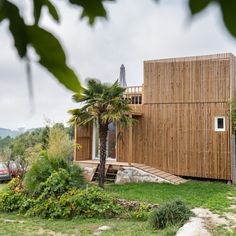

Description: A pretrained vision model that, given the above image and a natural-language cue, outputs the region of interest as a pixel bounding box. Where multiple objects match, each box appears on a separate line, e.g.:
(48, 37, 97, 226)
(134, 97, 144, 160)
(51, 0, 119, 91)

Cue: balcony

(123, 85, 143, 105)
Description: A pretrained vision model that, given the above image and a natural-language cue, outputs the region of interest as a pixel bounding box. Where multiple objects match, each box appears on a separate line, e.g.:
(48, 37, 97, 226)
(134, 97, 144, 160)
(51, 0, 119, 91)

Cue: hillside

(0, 128, 22, 138)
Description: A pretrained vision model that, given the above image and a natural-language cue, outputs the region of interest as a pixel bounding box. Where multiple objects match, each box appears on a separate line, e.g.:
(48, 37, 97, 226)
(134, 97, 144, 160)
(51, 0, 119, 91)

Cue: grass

(0, 183, 175, 236)
(107, 180, 236, 213)
(0, 181, 235, 235)
(0, 212, 176, 236)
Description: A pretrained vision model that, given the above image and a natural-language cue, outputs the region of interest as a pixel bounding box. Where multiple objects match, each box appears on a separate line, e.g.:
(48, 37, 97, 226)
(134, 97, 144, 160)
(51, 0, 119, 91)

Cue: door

(92, 122, 117, 160)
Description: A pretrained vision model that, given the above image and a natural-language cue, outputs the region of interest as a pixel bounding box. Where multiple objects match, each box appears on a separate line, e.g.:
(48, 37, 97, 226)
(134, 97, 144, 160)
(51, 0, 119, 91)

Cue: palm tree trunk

(98, 122, 108, 188)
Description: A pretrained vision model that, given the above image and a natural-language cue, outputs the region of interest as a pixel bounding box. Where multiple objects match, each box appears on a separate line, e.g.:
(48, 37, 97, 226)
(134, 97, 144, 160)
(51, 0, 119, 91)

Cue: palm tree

(68, 79, 134, 188)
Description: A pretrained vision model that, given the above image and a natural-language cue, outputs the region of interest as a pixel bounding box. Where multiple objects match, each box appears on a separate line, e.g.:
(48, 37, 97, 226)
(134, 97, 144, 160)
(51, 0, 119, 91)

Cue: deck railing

(123, 85, 143, 105)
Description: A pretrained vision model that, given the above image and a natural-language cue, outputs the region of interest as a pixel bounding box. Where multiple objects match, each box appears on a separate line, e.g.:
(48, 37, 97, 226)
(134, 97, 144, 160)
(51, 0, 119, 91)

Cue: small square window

(215, 116, 225, 131)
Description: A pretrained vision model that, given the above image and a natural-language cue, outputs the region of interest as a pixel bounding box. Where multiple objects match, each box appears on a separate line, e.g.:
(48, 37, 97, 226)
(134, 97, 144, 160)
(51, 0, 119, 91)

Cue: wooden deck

(132, 163, 187, 184)
(76, 160, 130, 167)
(75, 160, 187, 185)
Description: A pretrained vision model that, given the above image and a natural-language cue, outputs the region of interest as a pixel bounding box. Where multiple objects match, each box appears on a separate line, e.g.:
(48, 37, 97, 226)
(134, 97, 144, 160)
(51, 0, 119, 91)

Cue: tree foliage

(1, 0, 236, 93)
(189, 0, 236, 38)
(0, 124, 73, 173)
(48, 123, 73, 161)
(69, 79, 134, 188)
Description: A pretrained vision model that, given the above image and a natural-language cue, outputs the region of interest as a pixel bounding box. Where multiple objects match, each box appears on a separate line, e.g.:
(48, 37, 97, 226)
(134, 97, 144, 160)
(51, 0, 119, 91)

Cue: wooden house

(74, 53, 236, 183)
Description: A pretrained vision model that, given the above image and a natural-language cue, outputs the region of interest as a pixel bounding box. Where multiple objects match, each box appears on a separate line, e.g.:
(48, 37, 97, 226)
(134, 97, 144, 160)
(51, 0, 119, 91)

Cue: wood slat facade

(75, 53, 236, 181)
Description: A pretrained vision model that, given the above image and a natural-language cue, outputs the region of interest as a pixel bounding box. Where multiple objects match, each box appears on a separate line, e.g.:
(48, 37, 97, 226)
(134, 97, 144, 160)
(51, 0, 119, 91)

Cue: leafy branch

(0, 0, 236, 93)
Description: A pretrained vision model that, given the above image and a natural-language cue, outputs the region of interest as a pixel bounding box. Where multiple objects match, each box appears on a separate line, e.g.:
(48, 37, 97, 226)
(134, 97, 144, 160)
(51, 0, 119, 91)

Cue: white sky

(0, 0, 236, 130)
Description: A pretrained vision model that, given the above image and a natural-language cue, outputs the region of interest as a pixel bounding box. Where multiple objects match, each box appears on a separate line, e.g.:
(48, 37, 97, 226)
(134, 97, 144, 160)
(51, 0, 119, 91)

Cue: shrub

(0, 173, 123, 219)
(130, 203, 151, 221)
(24, 153, 85, 196)
(27, 186, 124, 219)
(148, 199, 192, 229)
(0, 178, 26, 212)
(38, 168, 72, 198)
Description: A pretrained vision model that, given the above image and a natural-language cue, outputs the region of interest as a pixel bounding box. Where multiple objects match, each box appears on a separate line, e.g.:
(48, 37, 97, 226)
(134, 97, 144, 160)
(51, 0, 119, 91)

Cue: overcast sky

(0, 0, 236, 130)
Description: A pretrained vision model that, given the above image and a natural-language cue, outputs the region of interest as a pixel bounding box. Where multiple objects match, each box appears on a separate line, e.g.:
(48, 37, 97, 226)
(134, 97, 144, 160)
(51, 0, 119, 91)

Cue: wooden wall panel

(74, 125, 92, 161)
(117, 124, 130, 162)
(128, 103, 231, 180)
(144, 54, 232, 104)
(123, 54, 234, 180)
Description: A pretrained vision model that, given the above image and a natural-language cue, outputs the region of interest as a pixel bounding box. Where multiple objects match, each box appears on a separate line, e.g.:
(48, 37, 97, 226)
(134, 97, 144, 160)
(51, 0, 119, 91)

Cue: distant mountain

(0, 128, 23, 138)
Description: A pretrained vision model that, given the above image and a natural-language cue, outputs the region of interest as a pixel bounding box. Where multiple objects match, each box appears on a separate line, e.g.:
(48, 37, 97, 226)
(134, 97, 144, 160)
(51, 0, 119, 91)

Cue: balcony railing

(123, 85, 143, 105)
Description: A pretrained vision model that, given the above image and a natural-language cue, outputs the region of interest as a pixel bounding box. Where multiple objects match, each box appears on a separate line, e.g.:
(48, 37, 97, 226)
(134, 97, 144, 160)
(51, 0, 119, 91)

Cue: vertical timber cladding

(139, 54, 235, 180)
(117, 124, 130, 162)
(75, 125, 92, 161)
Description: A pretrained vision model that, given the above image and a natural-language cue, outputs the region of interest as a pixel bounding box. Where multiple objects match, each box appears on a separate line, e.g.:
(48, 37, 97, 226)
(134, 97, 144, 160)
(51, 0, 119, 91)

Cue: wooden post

(142, 83, 144, 104)
(128, 114, 132, 165)
(231, 135, 236, 184)
(74, 124, 78, 161)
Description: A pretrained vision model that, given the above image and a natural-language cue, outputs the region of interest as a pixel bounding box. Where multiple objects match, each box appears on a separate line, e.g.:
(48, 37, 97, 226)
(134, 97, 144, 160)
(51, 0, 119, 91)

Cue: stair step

(91, 163, 118, 183)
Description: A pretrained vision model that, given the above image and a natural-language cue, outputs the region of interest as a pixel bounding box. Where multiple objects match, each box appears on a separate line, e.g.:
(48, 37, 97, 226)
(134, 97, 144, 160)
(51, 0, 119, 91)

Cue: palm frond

(68, 79, 136, 127)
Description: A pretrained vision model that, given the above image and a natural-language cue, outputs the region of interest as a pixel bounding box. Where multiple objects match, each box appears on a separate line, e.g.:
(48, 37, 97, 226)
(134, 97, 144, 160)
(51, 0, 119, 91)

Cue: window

(93, 122, 117, 159)
(215, 116, 225, 131)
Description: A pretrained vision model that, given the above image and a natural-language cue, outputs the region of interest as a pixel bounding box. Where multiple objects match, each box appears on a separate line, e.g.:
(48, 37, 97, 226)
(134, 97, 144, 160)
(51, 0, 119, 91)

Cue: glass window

(107, 122, 116, 159)
(215, 116, 225, 131)
(93, 122, 116, 159)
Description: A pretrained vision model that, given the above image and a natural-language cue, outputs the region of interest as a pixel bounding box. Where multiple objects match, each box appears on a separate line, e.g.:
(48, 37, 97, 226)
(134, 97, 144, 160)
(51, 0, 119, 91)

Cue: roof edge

(144, 53, 235, 64)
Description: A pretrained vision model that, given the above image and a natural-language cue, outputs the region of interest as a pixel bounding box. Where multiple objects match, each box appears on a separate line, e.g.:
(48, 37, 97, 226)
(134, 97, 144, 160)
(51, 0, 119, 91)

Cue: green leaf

(219, 0, 236, 37)
(27, 25, 81, 93)
(0, 1, 5, 22)
(34, 0, 59, 24)
(68, 0, 109, 24)
(188, 0, 212, 14)
(0, 0, 28, 58)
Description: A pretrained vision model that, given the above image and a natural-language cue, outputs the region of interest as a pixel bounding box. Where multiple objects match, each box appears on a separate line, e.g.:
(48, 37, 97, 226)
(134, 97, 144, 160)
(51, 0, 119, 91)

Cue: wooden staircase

(132, 163, 187, 184)
(92, 164, 119, 183)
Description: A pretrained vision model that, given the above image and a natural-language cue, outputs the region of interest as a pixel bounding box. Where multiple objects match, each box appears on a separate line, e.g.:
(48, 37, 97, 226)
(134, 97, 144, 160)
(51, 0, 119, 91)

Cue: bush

(27, 186, 124, 219)
(23, 153, 85, 196)
(130, 203, 151, 221)
(148, 199, 192, 229)
(0, 174, 123, 219)
(0, 178, 26, 212)
(38, 169, 72, 198)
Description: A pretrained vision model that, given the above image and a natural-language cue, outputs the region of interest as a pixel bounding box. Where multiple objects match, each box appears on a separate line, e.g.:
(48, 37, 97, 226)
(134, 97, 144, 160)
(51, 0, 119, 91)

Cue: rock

(4, 219, 24, 224)
(177, 208, 236, 236)
(94, 225, 111, 235)
(192, 208, 228, 225)
(224, 213, 236, 225)
(97, 225, 111, 231)
(81, 166, 97, 181)
(227, 196, 236, 201)
(228, 205, 236, 210)
(115, 167, 171, 184)
(176, 217, 210, 236)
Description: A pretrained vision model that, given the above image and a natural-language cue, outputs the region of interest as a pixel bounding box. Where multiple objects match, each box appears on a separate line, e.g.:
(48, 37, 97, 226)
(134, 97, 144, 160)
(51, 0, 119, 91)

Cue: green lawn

(0, 181, 235, 235)
(0, 212, 170, 236)
(107, 181, 236, 213)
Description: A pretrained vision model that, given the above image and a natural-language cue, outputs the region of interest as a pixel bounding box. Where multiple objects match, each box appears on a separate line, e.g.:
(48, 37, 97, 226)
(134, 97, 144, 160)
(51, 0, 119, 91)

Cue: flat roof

(144, 53, 235, 64)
